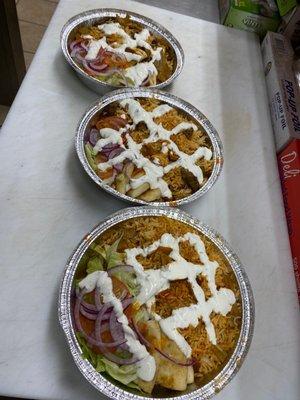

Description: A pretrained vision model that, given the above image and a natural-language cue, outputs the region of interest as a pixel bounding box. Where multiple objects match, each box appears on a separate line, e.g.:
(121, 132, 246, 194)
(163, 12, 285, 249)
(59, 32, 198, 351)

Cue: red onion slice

(75, 52, 86, 62)
(95, 302, 112, 340)
(81, 303, 98, 315)
(99, 47, 106, 57)
(69, 41, 77, 52)
(122, 297, 134, 311)
(100, 144, 120, 157)
(109, 312, 125, 343)
(82, 60, 99, 76)
(102, 143, 120, 151)
(87, 46, 106, 63)
(69, 39, 82, 51)
(84, 130, 90, 144)
(114, 163, 124, 172)
(70, 46, 81, 58)
(74, 294, 124, 348)
(89, 62, 108, 71)
(132, 319, 194, 367)
(97, 68, 123, 78)
(89, 128, 100, 146)
(76, 288, 97, 312)
(141, 75, 150, 87)
(101, 150, 113, 158)
(80, 306, 97, 320)
(94, 304, 139, 365)
(108, 147, 124, 160)
(109, 312, 128, 351)
(131, 319, 152, 347)
(81, 41, 89, 51)
(154, 346, 194, 367)
(94, 287, 102, 311)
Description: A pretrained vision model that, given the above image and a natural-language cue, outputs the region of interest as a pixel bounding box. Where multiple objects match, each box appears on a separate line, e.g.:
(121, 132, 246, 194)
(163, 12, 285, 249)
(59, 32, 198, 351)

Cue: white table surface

(0, 0, 299, 399)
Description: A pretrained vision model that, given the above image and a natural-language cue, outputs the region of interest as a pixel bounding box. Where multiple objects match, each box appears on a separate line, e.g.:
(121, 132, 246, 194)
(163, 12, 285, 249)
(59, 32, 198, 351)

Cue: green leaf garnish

(76, 332, 97, 366)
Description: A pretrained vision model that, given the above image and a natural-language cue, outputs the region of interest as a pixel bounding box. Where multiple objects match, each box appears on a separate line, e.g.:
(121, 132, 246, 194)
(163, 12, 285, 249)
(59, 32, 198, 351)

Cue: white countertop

(0, 0, 299, 399)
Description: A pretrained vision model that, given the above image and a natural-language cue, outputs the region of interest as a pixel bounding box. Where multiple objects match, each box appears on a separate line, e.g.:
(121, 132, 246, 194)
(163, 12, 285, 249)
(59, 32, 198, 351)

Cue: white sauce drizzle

(125, 233, 236, 357)
(83, 22, 162, 86)
(94, 99, 212, 198)
(78, 270, 156, 381)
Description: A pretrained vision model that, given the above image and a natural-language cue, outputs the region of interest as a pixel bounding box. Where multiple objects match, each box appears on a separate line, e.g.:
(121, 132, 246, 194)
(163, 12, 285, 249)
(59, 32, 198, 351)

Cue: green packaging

(219, 0, 281, 38)
(276, 0, 297, 17)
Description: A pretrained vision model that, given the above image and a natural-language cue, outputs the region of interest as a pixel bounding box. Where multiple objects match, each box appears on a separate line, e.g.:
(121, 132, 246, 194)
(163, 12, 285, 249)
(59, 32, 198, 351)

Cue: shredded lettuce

(76, 332, 101, 368)
(125, 76, 135, 86)
(95, 357, 106, 373)
(77, 235, 140, 294)
(76, 332, 138, 386)
(90, 235, 124, 270)
(113, 270, 140, 296)
(103, 360, 138, 385)
(84, 143, 97, 172)
(86, 256, 104, 274)
(96, 72, 135, 87)
(106, 249, 124, 269)
(93, 235, 140, 294)
(134, 307, 150, 323)
(126, 381, 143, 391)
(75, 235, 146, 393)
(80, 236, 139, 295)
(105, 234, 124, 269)
(124, 76, 135, 86)
(90, 242, 106, 258)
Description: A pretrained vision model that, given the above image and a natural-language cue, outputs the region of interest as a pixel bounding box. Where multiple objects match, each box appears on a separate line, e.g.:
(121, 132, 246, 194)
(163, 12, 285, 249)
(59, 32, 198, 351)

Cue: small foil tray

(58, 206, 254, 400)
(60, 8, 184, 95)
(76, 88, 224, 206)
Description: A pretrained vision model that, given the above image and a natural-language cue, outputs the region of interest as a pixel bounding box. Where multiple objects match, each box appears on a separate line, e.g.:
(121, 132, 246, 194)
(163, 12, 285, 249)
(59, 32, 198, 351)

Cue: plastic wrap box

(262, 32, 300, 301)
(277, 140, 300, 300)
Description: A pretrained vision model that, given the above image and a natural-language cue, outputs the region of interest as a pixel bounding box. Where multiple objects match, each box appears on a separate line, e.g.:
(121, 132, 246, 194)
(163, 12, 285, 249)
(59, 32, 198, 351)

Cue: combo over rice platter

(72, 215, 242, 395)
(84, 97, 215, 203)
(68, 14, 175, 87)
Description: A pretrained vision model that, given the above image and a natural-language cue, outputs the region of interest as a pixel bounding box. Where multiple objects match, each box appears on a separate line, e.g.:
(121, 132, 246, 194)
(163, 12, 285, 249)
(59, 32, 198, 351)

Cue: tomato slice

(97, 168, 114, 180)
(124, 303, 135, 321)
(79, 313, 95, 336)
(77, 276, 132, 355)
